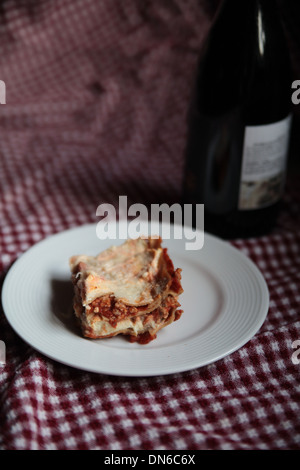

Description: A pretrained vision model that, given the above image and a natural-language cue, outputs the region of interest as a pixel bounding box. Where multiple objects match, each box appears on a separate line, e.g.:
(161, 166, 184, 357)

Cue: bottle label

(238, 115, 291, 210)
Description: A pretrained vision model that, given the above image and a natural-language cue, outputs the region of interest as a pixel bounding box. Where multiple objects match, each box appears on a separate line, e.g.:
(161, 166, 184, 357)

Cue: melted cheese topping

(70, 238, 167, 307)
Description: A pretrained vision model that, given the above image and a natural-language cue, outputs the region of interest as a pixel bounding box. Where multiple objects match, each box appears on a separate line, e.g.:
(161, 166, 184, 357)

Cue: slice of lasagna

(69, 237, 183, 344)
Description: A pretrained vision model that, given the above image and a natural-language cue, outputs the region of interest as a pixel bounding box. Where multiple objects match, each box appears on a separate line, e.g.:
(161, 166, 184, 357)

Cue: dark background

(0, 0, 299, 178)
(0, 0, 298, 234)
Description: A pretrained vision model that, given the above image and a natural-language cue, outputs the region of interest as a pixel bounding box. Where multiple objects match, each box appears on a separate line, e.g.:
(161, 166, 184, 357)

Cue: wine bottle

(183, 0, 292, 239)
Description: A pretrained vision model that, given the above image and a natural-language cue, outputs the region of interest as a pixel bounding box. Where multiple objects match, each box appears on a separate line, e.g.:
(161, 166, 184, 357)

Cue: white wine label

(238, 115, 291, 210)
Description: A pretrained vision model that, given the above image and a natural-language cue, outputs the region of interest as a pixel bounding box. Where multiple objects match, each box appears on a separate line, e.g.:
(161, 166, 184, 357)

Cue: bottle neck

(212, 0, 283, 58)
(196, 0, 290, 121)
(214, 0, 281, 28)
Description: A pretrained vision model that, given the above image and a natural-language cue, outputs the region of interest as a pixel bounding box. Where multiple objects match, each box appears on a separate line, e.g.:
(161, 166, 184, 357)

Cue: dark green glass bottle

(183, 0, 292, 238)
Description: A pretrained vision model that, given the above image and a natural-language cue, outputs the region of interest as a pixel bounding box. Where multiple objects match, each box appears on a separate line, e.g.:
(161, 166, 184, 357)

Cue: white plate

(1, 223, 269, 377)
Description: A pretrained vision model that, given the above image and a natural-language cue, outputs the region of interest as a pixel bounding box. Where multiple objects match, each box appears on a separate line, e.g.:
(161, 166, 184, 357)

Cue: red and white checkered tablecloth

(0, 0, 300, 450)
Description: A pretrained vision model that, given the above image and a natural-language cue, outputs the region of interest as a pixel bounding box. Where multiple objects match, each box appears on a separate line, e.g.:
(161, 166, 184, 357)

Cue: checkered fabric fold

(0, 0, 300, 450)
